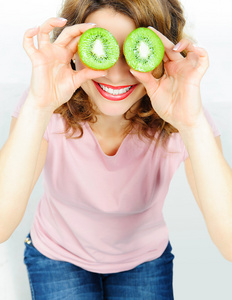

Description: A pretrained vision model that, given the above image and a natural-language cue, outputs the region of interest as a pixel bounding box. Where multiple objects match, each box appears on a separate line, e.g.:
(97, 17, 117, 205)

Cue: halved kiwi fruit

(78, 27, 120, 70)
(123, 27, 164, 72)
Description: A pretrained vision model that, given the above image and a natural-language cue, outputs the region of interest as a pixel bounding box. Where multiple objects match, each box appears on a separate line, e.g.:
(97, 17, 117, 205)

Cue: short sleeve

(12, 89, 50, 142)
(182, 107, 221, 161)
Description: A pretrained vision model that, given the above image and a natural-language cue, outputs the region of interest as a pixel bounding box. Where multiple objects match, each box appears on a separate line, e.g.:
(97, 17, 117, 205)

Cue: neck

(89, 113, 130, 138)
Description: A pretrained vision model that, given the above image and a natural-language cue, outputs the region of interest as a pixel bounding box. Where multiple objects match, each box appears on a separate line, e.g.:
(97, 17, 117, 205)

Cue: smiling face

(75, 8, 162, 117)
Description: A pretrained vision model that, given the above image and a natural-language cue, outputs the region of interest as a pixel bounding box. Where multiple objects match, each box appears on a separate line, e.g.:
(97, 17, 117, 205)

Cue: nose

(105, 54, 132, 84)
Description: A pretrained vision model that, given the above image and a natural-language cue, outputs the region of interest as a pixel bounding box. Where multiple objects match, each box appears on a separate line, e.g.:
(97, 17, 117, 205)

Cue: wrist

(178, 109, 206, 134)
(19, 97, 54, 130)
(178, 112, 213, 146)
(23, 94, 56, 117)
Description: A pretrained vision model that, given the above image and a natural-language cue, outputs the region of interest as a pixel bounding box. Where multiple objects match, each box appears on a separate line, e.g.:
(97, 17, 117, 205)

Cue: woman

(0, 0, 231, 299)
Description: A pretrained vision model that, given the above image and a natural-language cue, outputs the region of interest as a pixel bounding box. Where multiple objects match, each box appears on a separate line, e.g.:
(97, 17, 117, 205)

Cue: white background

(0, 0, 232, 299)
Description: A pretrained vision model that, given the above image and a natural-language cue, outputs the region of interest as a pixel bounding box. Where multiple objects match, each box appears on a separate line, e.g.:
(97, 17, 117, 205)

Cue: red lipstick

(93, 81, 137, 101)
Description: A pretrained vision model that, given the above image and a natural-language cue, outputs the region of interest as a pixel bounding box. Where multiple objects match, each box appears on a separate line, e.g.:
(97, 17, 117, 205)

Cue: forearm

(0, 97, 53, 242)
(179, 113, 232, 260)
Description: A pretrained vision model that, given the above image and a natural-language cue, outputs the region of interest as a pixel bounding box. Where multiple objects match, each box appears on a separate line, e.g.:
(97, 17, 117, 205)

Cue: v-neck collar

(84, 122, 133, 158)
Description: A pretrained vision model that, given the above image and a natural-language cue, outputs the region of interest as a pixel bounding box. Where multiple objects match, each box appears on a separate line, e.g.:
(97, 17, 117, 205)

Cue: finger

(174, 39, 209, 73)
(67, 35, 81, 54)
(148, 26, 183, 61)
(54, 23, 96, 49)
(130, 69, 159, 97)
(23, 26, 40, 58)
(163, 53, 169, 63)
(72, 68, 107, 89)
(38, 17, 67, 47)
(173, 39, 196, 53)
(192, 45, 209, 74)
(173, 39, 208, 60)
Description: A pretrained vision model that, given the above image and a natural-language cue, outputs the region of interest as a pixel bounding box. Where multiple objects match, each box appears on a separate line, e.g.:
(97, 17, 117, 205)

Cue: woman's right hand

(23, 18, 106, 112)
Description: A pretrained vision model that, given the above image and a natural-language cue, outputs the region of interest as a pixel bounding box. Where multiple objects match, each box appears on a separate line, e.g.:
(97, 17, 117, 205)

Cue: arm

(0, 18, 106, 243)
(184, 130, 232, 261)
(131, 28, 232, 260)
(9, 118, 48, 194)
(0, 108, 50, 243)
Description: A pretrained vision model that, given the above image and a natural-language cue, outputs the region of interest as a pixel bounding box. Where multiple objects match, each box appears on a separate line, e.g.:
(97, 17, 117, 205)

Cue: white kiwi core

(138, 41, 151, 59)
(92, 39, 106, 58)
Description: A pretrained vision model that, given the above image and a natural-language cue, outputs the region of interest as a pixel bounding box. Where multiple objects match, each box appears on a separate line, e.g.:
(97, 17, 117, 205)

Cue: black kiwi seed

(123, 27, 164, 72)
(78, 27, 120, 70)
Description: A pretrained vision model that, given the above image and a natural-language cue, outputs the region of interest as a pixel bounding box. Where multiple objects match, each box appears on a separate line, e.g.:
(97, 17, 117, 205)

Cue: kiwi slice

(78, 27, 120, 70)
(123, 27, 164, 72)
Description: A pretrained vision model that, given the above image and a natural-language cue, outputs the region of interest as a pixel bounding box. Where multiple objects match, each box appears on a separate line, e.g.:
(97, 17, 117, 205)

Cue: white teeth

(99, 84, 132, 95)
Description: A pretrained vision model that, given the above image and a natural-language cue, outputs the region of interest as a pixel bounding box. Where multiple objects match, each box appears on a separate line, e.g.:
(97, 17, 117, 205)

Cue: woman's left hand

(131, 27, 209, 132)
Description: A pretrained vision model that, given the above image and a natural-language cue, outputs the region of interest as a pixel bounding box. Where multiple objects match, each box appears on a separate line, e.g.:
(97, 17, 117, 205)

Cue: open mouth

(93, 81, 137, 101)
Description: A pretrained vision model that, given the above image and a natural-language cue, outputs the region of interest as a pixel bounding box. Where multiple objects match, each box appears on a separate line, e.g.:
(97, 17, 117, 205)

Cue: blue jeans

(24, 234, 174, 299)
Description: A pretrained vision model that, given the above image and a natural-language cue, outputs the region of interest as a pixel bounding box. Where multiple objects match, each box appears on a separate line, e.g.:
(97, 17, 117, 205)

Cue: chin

(93, 100, 135, 117)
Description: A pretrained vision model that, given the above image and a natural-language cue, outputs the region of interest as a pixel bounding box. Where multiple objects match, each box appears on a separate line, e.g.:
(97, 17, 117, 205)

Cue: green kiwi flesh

(78, 27, 120, 70)
(123, 27, 164, 72)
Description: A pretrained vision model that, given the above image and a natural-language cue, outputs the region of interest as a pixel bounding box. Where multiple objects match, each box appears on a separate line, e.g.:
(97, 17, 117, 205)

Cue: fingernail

(86, 23, 97, 26)
(29, 25, 39, 33)
(173, 42, 181, 51)
(148, 26, 155, 30)
(57, 17, 67, 22)
(32, 25, 39, 30)
(193, 44, 201, 48)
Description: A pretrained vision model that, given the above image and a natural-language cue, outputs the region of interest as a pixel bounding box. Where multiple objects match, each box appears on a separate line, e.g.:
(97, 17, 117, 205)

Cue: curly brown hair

(53, 0, 186, 143)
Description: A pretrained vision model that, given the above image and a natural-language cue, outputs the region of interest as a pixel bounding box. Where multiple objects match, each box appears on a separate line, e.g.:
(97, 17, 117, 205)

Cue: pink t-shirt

(13, 90, 220, 273)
